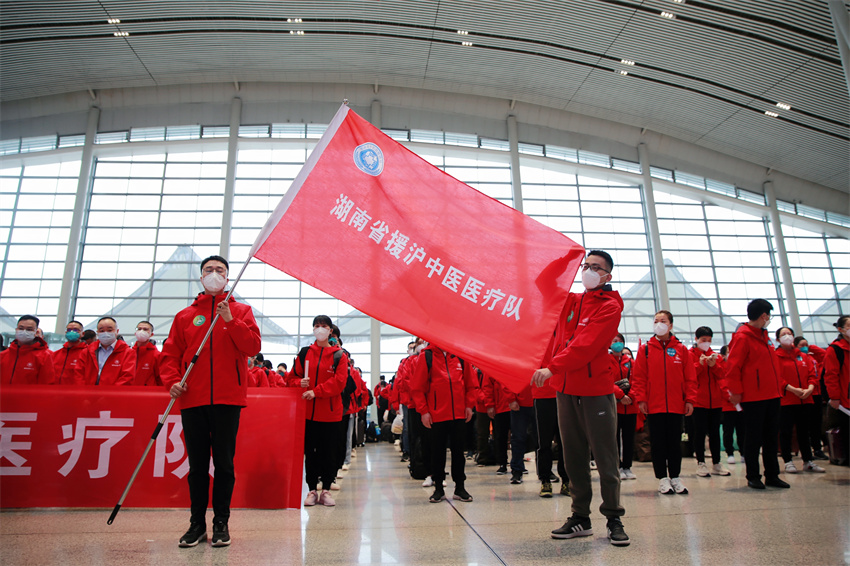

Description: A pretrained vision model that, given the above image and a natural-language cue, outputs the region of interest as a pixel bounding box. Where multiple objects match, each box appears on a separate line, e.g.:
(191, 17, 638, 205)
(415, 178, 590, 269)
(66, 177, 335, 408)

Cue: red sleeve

(630, 345, 648, 404)
(409, 354, 429, 414)
(481, 372, 496, 408)
(223, 307, 262, 357)
(723, 333, 747, 396)
(823, 348, 842, 401)
(683, 345, 698, 404)
(38, 349, 56, 385)
(160, 315, 188, 389)
(463, 360, 477, 409)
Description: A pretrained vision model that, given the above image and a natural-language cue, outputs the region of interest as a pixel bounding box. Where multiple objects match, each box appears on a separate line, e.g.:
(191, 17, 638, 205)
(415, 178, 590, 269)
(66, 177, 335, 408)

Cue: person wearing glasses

(161, 255, 262, 548)
(532, 250, 629, 547)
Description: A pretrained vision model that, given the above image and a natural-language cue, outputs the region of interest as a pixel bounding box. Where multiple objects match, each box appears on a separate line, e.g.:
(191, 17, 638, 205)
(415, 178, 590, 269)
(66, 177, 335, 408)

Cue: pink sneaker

(319, 490, 336, 507)
(304, 490, 318, 507)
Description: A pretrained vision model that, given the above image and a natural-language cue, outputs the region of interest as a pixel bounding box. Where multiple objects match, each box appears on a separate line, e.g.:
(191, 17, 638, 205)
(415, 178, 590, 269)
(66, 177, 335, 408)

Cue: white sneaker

(589, 460, 597, 470)
(658, 477, 673, 494)
(422, 476, 434, 487)
(619, 468, 627, 480)
(803, 461, 826, 473)
(696, 462, 710, 477)
(784, 461, 798, 474)
(330, 481, 341, 491)
(623, 468, 637, 480)
(342, 463, 350, 471)
(670, 477, 688, 494)
(727, 455, 736, 464)
(712, 463, 731, 476)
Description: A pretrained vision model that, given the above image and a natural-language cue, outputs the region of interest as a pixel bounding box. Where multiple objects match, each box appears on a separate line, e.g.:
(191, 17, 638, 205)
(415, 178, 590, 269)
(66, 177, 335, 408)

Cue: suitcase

(356, 411, 366, 446)
(826, 427, 848, 466)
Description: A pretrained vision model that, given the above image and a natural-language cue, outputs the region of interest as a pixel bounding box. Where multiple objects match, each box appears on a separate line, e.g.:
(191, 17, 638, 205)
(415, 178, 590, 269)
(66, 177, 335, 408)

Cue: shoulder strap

(644, 344, 649, 358)
(333, 349, 344, 372)
(832, 343, 845, 368)
(297, 347, 310, 376)
(425, 349, 433, 373)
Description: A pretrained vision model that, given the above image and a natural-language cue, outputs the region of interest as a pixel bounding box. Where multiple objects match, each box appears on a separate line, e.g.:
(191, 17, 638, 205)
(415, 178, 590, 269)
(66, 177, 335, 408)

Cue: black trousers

(493, 411, 511, 467)
(429, 418, 467, 487)
(780, 404, 813, 463)
(722, 410, 745, 455)
(475, 410, 493, 462)
(616, 413, 637, 469)
(647, 413, 683, 479)
(181, 404, 242, 524)
(304, 419, 340, 491)
(692, 407, 723, 465)
(741, 398, 781, 481)
(534, 398, 568, 482)
(809, 394, 824, 451)
(408, 407, 432, 477)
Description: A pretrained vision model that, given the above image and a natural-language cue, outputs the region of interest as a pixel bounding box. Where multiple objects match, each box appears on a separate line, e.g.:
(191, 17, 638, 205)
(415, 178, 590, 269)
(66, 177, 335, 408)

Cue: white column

(638, 143, 669, 311)
(219, 97, 242, 258)
(507, 115, 523, 212)
(827, 0, 850, 96)
(763, 181, 802, 331)
(55, 106, 100, 333)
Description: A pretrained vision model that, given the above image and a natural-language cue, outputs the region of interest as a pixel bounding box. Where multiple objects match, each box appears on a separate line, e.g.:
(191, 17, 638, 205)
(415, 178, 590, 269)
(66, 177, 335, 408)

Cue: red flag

(250, 105, 584, 392)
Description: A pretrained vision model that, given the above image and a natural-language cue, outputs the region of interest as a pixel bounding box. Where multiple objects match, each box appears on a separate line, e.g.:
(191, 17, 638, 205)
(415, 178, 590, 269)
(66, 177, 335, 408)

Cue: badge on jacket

(193, 315, 206, 326)
(666, 348, 677, 357)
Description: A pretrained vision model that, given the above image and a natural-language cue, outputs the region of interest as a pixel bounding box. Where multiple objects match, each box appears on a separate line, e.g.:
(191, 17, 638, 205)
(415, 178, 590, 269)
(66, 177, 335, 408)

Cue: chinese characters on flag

(251, 105, 584, 392)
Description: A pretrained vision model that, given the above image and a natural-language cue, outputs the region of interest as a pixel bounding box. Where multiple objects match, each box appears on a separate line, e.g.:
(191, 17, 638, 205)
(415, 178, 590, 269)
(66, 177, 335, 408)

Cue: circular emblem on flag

(666, 348, 677, 357)
(193, 315, 206, 326)
(353, 143, 384, 176)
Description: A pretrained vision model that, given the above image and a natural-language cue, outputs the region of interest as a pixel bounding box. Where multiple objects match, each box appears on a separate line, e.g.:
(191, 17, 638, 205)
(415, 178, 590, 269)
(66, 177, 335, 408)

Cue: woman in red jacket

(797, 336, 830, 461)
(822, 316, 850, 454)
(611, 333, 638, 481)
(775, 326, 824, 474)
(631, 310, 697, 495)
(689, 327, 731, 478)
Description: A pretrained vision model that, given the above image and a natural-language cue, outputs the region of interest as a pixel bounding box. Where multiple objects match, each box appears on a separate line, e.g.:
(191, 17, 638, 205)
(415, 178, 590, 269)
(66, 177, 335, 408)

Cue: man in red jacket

(725, 298, 789, 490)
(1, 315, 55, 384)
(74, 317, 136, 386)
(132, 320, 161, 386)
(53, 320, 87, 384)
(162, 255, 261, 548)
(532, 250, 629, 547)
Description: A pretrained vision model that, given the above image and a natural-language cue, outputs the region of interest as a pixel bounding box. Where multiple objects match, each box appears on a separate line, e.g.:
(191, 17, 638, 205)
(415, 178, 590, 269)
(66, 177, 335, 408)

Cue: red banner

(0, 386, 305, 510)
(250, 105, 584, 392)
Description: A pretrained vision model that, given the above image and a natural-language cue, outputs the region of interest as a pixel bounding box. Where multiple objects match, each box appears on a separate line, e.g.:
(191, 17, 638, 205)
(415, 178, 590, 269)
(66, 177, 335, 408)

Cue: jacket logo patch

(666, 348, 677, 357)
(193, 315, 206, 326)
(567, 311, 574, 322)
(112, 360, 121, 366)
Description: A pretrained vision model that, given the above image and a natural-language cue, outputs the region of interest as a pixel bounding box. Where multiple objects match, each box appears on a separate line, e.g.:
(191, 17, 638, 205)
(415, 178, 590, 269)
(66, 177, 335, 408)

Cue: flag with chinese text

(250, 104, 584, 392)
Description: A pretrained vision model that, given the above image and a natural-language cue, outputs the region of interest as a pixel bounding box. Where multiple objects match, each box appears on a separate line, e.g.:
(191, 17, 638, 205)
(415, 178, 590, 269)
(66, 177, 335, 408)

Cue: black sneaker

(549, 472, 560, 483)
(510, 471, 523, 484)
(496, 465, 508, 475)
(765, 477, 790, 489)
(813, 449, 829, 461)
(453, 487, 473, 502)
(551, 514, 593, 539)
(211, 520, 230, 547)
(178, 522, 207, 547)
(429, 487, 446, 503)
(606, 517, 630, 546)
(400, 453, 410, 462)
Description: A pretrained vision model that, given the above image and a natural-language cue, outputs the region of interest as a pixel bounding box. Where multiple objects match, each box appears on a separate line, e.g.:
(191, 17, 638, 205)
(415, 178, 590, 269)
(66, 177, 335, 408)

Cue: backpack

(819, 343, 846, 397)
(297, 346, 344, 377)
(423, 349, 465, 373)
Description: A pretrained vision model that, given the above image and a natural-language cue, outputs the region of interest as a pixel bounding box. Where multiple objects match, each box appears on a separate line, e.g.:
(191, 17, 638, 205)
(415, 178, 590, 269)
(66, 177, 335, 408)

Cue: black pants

(181, 404, 241, 524)
(722, 410, 745, 455)
(304, 420, 340, 491)
(647, 413, 683, 479)
(809, 394, 824, 451)
(741, 398, 781, 482)
(336, 414, 349, 471)
(475, 410, 494, 463)
(429, 418, 466, 488)
(408, 407, 431, 477)
(692, 407, 723, 465)
(534, 398, 567, 482)
(493, 411, 511, 467)
(616, 412, 637, 469)
(780, 404, 813, 463)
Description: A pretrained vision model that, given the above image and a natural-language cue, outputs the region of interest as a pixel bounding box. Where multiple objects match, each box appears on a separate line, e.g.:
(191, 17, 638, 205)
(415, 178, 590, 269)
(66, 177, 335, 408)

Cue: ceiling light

(672, 0, 685, 3)
(457, 30, 468, 35)
(290, 30, 305, 35)
(113, 31, 129, 37)
(765, 110, 779, 117)
(776, 102, 791, 110)
(660, 11, 676, 19)
(619, 70, 629, 75)
(287, 18, 303, 23)
(107, 18, 120, 24)
(461, 41, 473, 46)
(620, 59, 635, 66)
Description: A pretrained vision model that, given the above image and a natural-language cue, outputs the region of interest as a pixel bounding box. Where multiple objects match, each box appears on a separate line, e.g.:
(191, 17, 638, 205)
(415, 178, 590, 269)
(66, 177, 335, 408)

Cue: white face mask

(416, 343, 427, 354)
(313, 327, 331, 342)
(697, 341, 711, 352)
(98, 332, 117, 347)
(779, 334, 794, 346)
(135, 330, 151, 343)
(581, 268, 602, 290)
(654, 322, 670, 337)
(407, 348, 415, 356)
(15, 329, 36, 344)
(201, 272, 226, 294)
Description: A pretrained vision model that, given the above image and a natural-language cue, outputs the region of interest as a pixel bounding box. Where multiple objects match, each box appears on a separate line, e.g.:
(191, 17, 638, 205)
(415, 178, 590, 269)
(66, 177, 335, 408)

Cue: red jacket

(132, 342, 162, 386)
(612, 354, 639, 415)
(395, 355, 414, 407)
(75, 339, 136, 386)
(724, 323, 782, 402)
(823, 338, 850, 410)
(506, 383, 533, 408)
(631, 335, 697, 415)
(544, 287, 623, 396)
(53, 341, 88, 385)
(481, 371, 513, 414)
(807, 344, 827, 395)
(409, 345, 476, 423)
(776, 346, 817, 406)
(248, 366, 270, 387)
(1, 337, 55, 385)
(287, 343, 349, 422)
(161, 293, 261, 409)
(689, 346, 727, 410)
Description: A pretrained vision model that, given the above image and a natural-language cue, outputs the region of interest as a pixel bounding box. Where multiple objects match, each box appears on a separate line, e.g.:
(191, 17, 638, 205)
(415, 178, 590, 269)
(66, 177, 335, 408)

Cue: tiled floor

(2, 442, 849, 565)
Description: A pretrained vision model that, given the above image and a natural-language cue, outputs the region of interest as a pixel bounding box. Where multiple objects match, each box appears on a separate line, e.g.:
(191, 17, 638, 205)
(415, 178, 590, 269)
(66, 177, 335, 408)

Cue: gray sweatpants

(556, 392, 624, 519)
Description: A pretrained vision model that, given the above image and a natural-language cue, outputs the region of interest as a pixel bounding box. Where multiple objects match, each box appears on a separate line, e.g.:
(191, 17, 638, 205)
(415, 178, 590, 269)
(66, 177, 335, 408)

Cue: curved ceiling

(0, 0, 848, 193)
